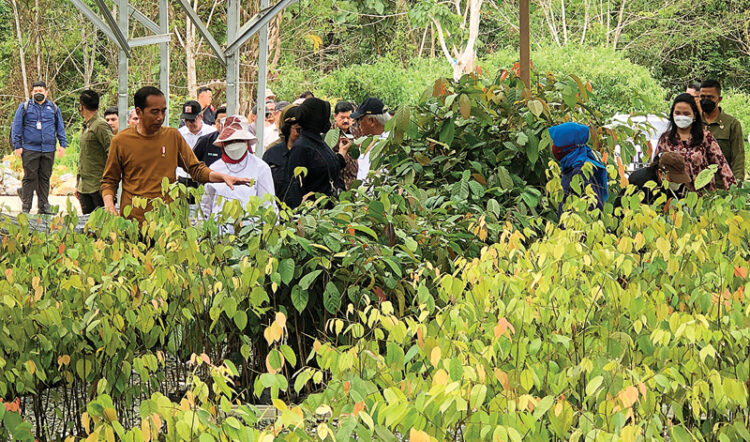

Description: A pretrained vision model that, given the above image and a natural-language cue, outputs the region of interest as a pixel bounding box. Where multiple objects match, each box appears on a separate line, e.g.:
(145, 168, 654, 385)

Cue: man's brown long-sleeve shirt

(100, 126, 211, 223)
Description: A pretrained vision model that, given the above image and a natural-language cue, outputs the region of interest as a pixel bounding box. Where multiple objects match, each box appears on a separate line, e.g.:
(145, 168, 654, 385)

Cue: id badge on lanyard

(37, 121, 42, 130)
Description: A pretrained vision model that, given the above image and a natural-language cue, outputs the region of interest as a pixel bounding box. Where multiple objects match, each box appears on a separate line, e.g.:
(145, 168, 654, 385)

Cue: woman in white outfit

(200, 115, 276, 225)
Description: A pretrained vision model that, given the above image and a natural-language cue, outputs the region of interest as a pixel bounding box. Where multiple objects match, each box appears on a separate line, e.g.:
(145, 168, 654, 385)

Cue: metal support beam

(254, 0, 271, 157)
(519, 0, 530, 89)
(175, 0, 226, 65)
(159, 0, 170, 126)
(226, 0, 298, 55)
(94, 0, 131, 55)
(117, 0, 129, 132)
(225, 0, 240, 115)
(70, 0, 118, 45)
(128, 4, 160, 35)
(129, 34, 170, 48)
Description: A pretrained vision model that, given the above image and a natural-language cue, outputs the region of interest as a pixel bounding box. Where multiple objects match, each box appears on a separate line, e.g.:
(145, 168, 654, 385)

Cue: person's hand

(57, 146, 65, 157)
(14, 148, 22, 157)
(105, 202, 118, 215)
(222, 174, 252, 190)
(339, 137, 352, 157)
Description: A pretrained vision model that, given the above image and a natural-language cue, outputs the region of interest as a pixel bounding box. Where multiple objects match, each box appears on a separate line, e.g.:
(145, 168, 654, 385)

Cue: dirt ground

(0, 195, 82, 215)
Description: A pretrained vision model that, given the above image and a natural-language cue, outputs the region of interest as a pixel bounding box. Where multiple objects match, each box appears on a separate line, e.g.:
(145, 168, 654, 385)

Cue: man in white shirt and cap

(351, 97, 390, 182)
(178, 100, 217, 186)
(200, 115, 276, 226)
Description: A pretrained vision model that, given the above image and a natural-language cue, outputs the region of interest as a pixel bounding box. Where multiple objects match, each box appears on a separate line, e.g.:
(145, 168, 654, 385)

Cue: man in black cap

(177, 100, 216, 186)
(351, 97, 390, 181)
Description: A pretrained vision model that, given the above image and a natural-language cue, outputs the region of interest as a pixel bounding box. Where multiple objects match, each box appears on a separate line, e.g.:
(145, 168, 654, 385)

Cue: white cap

(214, 115, 256, 145)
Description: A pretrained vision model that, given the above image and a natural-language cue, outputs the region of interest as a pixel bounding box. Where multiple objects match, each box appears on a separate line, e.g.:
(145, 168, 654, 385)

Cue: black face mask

(700, 99, 717, 114)
(33, 93, 45, 103)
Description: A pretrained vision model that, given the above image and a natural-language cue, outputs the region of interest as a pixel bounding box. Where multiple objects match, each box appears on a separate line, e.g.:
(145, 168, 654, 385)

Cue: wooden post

(519, 0, 530, 89)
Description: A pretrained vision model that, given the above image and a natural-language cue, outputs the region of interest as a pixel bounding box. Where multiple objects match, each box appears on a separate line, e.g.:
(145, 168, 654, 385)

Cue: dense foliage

(3, 70, 748, 440)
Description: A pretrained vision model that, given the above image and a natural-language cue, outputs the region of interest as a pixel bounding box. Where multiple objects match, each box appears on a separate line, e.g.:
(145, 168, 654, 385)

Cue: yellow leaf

(142, 419, 152, 442)
(430, 346, 441, 367)
(273, 398, 288, 412)
(25, 360, 36, 375)
(81, 412, 91, 434)
(494, 368, 510, 390)
(410, 428, 431, 442)
(57, 354, 71, 367)
(433, 369, 449, 386)
(493, 317, 515, 339)
(103, 407, 117, 422)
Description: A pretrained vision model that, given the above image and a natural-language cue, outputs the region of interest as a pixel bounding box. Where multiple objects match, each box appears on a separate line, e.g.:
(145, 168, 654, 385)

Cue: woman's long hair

(660, 93, 704, 148)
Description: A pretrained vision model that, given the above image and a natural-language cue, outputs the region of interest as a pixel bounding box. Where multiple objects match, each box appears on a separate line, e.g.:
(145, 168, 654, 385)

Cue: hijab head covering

(296, 98, 332, 134)
(549, 122, 590, 161)
(279, 105, 300, 139)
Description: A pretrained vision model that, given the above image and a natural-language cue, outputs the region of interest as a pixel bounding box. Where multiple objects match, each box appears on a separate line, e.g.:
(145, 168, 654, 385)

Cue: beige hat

(265, 88, 276, 99)
(214, 115, 256, 145)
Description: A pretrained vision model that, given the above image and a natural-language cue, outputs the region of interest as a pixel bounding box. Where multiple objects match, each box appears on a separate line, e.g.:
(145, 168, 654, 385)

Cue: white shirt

(264, 125, 279, 146)
(177, 124, 217, 178)
(199, 153, 277, 228)
(357, 131, 389, 181)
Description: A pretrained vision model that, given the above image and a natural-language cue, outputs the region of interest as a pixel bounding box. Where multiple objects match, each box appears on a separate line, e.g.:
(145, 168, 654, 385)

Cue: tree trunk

(612, 0, 627, 50)
(34, 0, 42, 79)
(82, 29, 96, 90)
(561, 0, 568, 46)
(580, 0, 589, 45)
(10, 0, 29, 98)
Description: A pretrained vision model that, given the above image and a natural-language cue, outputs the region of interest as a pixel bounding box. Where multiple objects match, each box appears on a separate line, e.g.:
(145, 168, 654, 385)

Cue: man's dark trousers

(20, 150, 54, 213)
(78, 192, 104, 215)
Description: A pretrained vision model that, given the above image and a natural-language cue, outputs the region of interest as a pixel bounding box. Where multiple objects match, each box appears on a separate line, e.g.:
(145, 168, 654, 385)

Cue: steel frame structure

(71, 0, 299, 156)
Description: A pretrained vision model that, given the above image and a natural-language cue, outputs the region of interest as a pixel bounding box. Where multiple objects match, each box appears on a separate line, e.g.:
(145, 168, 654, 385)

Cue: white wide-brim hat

(214, 115, 257, 145)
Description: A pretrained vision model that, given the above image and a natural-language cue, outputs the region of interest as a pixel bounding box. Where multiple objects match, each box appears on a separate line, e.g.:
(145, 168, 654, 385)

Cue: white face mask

(224, 141, 248, 160)
(673, 115, 694, 129)
(667, 181, 683, 192)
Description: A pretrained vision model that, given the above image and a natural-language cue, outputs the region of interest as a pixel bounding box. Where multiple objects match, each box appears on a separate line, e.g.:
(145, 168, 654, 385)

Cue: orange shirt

(100, 126, 212, 223)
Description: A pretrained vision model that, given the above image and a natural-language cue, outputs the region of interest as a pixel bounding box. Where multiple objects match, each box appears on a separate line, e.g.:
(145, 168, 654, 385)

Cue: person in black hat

(351, 97, 390, 181)
(263, 104, 301, 199)
(285, 98, 351, 208)
(177, 100, 217, 187)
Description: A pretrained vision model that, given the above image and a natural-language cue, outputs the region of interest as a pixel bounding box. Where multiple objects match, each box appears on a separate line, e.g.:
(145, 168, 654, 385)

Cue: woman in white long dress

(200, 115, 276, 225)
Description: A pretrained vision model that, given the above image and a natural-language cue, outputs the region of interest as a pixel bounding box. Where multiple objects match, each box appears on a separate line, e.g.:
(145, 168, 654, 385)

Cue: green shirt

(77, 113, 113, 194)
(705, 108, 745, 181)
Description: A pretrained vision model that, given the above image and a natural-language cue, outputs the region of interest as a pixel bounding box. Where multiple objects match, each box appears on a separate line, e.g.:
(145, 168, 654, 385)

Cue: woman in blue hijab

(549, 122, 608, 214)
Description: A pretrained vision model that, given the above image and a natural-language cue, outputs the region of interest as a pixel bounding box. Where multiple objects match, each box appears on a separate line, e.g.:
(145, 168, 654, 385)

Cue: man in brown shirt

(101, 86, 250, 224)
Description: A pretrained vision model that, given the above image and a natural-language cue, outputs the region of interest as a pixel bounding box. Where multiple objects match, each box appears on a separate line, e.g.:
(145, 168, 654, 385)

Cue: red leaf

(374, 287, 386, 303)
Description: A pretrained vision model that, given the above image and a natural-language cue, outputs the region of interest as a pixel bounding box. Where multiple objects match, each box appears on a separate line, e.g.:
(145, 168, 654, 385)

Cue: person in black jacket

(263, 104, 300, 201)
(285, 98, 351, 208)
(615, 151, 690, 207)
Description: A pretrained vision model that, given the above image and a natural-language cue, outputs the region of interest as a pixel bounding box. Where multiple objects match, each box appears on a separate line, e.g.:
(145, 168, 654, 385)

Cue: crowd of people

(8, 78, 745, 222)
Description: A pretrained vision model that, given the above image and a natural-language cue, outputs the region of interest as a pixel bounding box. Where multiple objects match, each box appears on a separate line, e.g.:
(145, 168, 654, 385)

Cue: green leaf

(694, 164, 718, 190)
(323, 281, 341, 314)
(533, 396, 554, 420)
(291, 286, 309, 313)
(586, 376, 603, 397)
(394, 106, 410, 132)
(497, 166, 514, 190)
(279, 259, 295, 285)
(469, 384, 487, 409)
(458, 94, 471, 119)
(233, 310, 247, 330)
(440, 120, 455, 146)
(299, 270, 322, 290)
(527, 99, 544, 118)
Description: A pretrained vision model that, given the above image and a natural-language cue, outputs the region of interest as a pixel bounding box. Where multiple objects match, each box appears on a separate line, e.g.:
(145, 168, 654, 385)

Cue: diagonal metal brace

(71, 0, 118, 47)
(226, 0, 299, 54)
(129, 5, 161, 35)
(93, 0, 131, 55)
(175, 0, 226, 65)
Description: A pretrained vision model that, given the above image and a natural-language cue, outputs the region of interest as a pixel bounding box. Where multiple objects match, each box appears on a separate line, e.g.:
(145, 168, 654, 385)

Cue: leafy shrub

(720, 89, 750, 174)
(482, 46, 667, 117)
